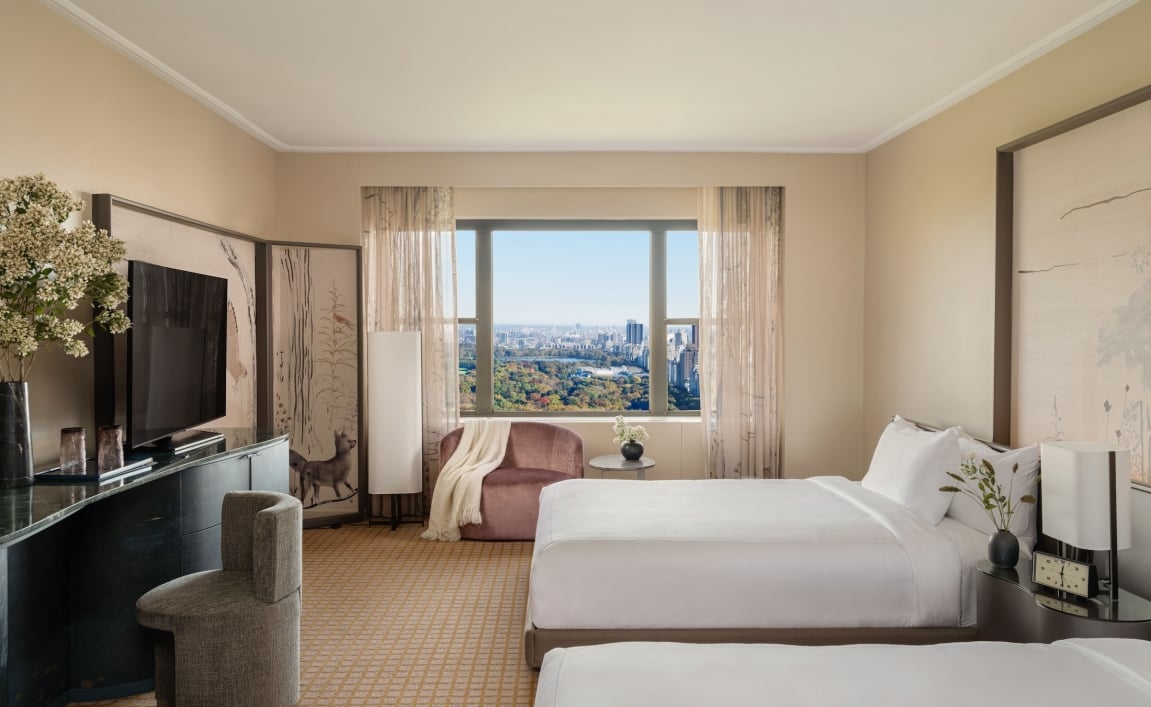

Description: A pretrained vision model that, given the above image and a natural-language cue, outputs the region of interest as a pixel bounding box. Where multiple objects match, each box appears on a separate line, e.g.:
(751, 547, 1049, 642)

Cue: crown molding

(278, 144, 865, 154)
(39, 0, 290, 151)
(859, 0, 1139, 152)
(38, 0, 1138, 155)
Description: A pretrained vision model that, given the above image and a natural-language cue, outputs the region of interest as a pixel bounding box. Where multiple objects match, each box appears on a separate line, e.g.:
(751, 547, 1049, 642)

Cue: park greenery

(458, 343, 699, 412)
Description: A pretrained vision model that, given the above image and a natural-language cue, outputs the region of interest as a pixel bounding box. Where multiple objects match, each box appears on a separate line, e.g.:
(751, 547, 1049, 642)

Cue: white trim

(39, 0, 290, 151)
(280, 144, 864, 154)
(860, 0, 1140, 152)
(40, 0, 1139, 155)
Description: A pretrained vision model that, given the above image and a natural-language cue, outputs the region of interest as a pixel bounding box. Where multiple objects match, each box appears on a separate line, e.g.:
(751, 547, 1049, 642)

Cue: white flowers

(0, 173, 131, 381)
(611, 415, 649, 444)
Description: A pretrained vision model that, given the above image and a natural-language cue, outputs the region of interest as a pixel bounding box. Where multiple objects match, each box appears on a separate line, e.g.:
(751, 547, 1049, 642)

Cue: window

(457, 220, 698, 415)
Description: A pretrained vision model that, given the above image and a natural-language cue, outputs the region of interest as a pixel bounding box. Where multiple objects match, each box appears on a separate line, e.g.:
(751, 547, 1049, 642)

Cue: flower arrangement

(611, 415, 649, 445)
(939, 454, 1036, 532)
(0, 174, 130, 381)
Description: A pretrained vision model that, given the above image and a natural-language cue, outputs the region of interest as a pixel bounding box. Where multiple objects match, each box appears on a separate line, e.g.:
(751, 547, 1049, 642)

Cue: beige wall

(278, 152, 867, 478)
(0, 0, 277, 463)
(538, 418, 704, 480)
(4, 0, 866, 479)
(865, 0, 1151, 447)
(864, 1, 1151, 594)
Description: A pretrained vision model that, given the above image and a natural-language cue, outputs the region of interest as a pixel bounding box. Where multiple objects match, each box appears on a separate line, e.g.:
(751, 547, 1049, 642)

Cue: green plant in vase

(940, 453, 1036, 568)
(0, 173, 130, 485)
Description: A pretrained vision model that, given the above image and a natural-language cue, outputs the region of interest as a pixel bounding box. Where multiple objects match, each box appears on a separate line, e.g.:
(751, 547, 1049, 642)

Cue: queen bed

(534, 638, 1151, 706)
(523, 417, 1040, 667)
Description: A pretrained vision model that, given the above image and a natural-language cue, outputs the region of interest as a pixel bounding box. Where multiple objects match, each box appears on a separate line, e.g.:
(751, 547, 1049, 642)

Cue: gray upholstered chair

(443, 421, 584, 541)
(136, 491, 303, 707)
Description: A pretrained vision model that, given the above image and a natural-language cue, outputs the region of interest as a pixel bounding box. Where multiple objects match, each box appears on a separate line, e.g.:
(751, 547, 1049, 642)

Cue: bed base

(523, 608, 977, 668)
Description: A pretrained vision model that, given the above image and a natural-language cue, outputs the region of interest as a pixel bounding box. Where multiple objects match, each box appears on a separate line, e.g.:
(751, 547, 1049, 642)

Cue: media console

(0, 428, 289, 706)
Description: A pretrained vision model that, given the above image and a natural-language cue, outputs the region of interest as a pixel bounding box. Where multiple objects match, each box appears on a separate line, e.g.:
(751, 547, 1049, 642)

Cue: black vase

(620, 441, 644, 461)
(0, 381, 34, 488)
(988, 529, 1019, 569)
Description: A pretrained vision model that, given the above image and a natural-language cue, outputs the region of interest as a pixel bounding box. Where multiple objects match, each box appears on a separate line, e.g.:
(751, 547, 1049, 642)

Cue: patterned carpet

(76, 523, 538, 706)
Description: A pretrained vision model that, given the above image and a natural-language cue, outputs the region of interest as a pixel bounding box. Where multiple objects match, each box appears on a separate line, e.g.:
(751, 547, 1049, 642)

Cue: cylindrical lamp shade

(1040, 441, 1132, 551)
(367, 331, 423, 495)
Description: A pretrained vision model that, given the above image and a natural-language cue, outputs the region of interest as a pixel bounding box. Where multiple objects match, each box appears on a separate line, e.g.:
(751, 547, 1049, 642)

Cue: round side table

(588, 454, 655, 480)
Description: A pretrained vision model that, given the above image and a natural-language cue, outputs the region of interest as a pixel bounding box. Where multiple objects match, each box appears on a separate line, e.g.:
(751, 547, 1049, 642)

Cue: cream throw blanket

(422, 419, 512, 541)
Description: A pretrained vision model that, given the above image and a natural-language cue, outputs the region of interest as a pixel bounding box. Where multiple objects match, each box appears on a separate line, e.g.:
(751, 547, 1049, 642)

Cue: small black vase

(988, 529, 1019, 569)
(620, 441, 644, 461)
(0, 381, 34, 488)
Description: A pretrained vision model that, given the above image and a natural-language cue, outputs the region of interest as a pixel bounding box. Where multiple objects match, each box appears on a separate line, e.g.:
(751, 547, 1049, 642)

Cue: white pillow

(946, 438, 1040, 544)
(862, 420, 961, 525)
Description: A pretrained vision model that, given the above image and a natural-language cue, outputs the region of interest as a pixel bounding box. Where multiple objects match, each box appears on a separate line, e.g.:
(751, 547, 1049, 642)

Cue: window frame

(457, 219, 698, 417)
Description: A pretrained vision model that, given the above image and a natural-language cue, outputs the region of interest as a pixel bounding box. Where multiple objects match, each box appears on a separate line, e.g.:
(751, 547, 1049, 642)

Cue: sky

(456, 230, 698, 326)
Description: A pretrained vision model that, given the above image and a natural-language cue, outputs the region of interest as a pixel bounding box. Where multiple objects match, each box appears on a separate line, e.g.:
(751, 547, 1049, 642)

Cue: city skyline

(459, 319, 701, 411)
(461, 321, 699, 354)
(466, 321, 698, 346)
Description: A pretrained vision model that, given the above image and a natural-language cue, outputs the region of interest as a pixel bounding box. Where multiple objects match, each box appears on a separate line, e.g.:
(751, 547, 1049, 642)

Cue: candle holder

(98, 424, 125, 472)
(60, 427, 86, 474)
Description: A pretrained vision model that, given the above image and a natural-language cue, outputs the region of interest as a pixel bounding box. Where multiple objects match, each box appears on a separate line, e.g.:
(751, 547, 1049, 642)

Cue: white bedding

(529, 477, 988, 630)
(535, 638, 1151, 707)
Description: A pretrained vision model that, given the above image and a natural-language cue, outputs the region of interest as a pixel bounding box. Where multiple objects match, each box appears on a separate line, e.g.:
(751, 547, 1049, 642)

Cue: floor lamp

(1040, 441, 1132, 603)
(367, 331, 424, 530)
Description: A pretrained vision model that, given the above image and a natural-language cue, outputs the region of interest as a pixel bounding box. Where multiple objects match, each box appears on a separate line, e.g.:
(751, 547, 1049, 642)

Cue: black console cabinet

(0, 429, 288, 706)
(178, 442, 288, 574)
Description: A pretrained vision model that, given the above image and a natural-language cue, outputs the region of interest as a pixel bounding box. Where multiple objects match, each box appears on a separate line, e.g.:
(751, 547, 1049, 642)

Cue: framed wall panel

(268, 243, 365, 526)
(92, 195, 261, 437)
(997, 84, 1151, 490)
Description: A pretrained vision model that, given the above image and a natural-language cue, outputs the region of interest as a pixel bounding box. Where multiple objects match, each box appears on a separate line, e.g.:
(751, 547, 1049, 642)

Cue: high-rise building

(678, 344, 698, 394)
(626, 319, 644, 345)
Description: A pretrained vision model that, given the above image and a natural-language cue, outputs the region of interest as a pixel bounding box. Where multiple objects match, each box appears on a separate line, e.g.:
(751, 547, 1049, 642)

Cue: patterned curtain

(362, 187, 459, 510)
(698, 186, 783, 479)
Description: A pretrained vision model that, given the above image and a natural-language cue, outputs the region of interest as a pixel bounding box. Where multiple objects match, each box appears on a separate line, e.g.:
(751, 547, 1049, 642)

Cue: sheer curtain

(362, 187, 459, 509)
(698, 186, 783, 479)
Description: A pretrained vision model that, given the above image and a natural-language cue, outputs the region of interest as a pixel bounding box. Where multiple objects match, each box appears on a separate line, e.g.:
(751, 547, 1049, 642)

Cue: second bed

(534, 638, 1151, 706)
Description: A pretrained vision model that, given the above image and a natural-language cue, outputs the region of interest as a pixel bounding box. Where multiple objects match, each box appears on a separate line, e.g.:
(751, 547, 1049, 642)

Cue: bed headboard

(901, 418, 1010, 452)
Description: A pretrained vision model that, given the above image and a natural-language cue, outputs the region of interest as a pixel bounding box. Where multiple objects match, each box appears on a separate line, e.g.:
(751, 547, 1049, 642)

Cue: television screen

(125, 261, 228, 449)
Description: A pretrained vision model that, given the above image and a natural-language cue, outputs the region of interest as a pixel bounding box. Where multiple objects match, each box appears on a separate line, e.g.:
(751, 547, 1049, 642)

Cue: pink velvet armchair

(441, 422, 584, 541)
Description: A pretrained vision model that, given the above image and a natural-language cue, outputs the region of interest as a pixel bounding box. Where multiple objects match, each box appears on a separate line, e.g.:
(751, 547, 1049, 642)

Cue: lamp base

(368, 493, 425, 531)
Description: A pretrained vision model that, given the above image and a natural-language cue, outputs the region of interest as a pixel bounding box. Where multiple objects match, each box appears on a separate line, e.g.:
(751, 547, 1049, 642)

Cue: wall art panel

(1010, 89, 1151, 489)
(269, 243, 364, 525)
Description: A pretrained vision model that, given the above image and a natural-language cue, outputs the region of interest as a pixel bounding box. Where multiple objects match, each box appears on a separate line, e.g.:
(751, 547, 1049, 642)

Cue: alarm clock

(1032, 551, 1099, 598)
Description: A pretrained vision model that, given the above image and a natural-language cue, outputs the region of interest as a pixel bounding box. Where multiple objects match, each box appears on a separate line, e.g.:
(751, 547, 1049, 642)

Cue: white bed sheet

(529, 477, 987, 630)
(534, 638, 1151, 707)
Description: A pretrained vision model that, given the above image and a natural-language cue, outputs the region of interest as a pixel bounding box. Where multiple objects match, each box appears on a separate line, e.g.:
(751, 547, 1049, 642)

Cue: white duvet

(530, 477, 986, 630)
(535, 638, 1151, 707)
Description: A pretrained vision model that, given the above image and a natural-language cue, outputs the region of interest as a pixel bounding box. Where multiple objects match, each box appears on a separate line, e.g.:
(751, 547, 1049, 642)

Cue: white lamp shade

(367, 331, 423, 495)
(1040, 441, 1132, 551)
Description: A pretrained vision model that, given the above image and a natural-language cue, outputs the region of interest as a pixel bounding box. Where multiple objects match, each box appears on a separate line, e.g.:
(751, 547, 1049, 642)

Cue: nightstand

(976, 557, 1151, 642)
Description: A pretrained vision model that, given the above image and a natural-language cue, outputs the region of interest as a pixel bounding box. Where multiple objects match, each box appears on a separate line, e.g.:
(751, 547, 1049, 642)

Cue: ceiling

(47, 0, 1135, 153)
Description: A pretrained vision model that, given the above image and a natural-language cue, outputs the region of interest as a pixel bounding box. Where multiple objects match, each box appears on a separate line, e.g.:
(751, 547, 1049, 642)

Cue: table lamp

(1039, 441, 1132, 602)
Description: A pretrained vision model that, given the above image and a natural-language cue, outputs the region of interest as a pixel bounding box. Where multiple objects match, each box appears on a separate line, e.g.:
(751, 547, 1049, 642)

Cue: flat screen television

(95, 260, 229, 452)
